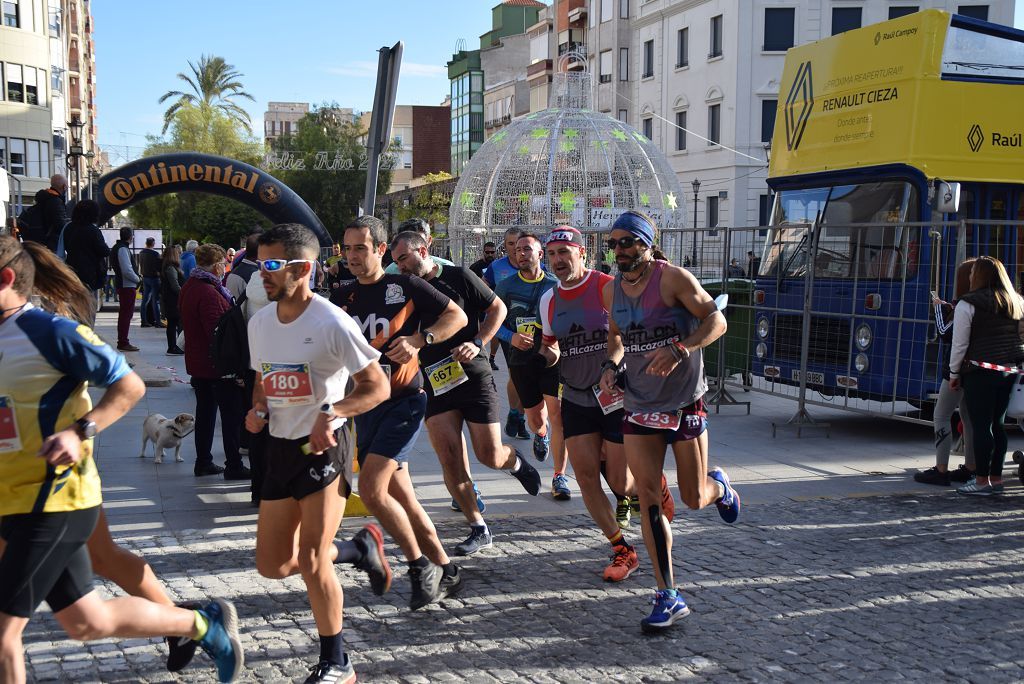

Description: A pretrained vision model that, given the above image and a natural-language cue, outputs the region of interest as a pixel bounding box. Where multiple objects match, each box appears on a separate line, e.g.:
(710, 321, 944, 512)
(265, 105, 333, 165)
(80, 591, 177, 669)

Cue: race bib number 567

(262, 362, 315, 407)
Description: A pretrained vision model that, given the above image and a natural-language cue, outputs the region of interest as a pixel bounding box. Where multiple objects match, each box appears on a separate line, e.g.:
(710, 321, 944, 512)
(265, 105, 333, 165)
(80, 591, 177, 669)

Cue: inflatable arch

(94, 152, 331, 247)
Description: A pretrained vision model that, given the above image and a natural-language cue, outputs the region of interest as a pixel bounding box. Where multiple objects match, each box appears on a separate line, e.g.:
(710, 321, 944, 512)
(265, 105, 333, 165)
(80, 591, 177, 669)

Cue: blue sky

(92, 0, 490, 165)
(95, 1, 1024, 166)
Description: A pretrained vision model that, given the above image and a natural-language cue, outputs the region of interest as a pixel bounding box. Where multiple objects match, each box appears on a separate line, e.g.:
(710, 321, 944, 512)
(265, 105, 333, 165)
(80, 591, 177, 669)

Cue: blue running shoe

(450, 482, 486, 513)
(197, 598, 244, 683)
(533, 431, 549, 461)
(640, 589, 690, 634)
(709, 467, 740, 524)
(551, 473, 571, 501)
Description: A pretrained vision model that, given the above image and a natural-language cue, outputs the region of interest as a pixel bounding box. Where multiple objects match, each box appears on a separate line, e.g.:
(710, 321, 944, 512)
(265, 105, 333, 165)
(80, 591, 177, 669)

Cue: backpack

(209, 291, 250, 378)
(15, 204, 45, 244)
(54, 221, 70, 261)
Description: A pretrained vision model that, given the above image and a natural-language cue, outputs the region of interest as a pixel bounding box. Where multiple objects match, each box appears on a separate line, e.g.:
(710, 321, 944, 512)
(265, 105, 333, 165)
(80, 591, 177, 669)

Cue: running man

(494, 233, 571, 500)
(599, 211, 740, 633)
(334, 216, 467, 610)
(383, 217, 455, 275)
(484, 227, 529, 437)
(538, 226, 674, 581)
(390, 231, 541, 555)
(246, 224, 393, 684)
(0, 237, 243, 683)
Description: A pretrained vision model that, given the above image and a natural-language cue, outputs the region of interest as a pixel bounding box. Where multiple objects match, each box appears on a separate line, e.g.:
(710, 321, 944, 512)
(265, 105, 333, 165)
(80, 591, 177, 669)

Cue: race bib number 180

(262, 362, 315, 407)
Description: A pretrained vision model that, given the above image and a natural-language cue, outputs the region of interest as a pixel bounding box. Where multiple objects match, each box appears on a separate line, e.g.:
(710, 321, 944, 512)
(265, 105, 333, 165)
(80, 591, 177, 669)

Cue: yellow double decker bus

(755, 9, 1024, 411)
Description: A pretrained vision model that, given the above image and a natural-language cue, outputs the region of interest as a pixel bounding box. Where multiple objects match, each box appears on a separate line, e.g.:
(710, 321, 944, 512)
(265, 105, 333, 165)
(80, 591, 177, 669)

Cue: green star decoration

(491, 130, 508, 144)
(460, 191, 475, 209)
(560, 141, 576, 153)
(640, 193, 651, 207)
(559, 190, 576, 213)
(495, 199, 506, 212)
(531, 128, 550, 139)
(665, 192, 678, 210)
(517, 145, 531, 155)
(633, 131, 648, 142)
(563, 128, 579, 139)
(591, 140, 609, 151)
(611, 129, 628, 142)
(519, 192, 530, 205)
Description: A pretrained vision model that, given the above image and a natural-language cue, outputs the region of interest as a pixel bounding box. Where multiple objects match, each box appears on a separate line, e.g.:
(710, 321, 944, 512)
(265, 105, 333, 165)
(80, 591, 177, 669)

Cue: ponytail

(2, 237, 95, 326)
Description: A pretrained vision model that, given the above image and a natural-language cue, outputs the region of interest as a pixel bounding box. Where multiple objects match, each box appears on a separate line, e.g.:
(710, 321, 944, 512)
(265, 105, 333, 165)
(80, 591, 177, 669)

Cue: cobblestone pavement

(23, 487, 1024, 683)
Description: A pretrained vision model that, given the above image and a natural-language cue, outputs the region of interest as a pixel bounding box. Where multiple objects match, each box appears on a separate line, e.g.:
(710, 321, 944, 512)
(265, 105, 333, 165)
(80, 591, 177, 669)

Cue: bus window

(759, 187, 829, 277)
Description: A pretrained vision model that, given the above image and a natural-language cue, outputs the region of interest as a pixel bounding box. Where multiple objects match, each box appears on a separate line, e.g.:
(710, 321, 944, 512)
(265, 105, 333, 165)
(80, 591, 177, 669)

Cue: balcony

(558, 41, 586, 57)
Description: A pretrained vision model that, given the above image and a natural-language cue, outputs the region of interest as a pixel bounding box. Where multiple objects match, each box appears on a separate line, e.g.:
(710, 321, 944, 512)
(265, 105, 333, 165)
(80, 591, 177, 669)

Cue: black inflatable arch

(94, 152, 331, 247)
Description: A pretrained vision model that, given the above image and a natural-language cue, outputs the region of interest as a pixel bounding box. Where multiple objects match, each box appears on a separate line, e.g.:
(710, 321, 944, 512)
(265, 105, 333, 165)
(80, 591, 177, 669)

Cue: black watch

(473, 337, 484, 348)
(74, 418, 97, 440)
(423, 330, 436, 346)
(319, 402, 335, 417)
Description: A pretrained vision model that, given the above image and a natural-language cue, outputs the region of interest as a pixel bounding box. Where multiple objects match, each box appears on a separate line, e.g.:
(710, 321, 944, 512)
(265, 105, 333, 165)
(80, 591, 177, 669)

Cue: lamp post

(690, 178, 700, 266)
(67, 115, 85, 202)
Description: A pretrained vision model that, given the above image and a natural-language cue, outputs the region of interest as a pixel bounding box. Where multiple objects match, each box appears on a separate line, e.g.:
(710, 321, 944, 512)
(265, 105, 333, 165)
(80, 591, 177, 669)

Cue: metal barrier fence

(432, 220, 1024, 430)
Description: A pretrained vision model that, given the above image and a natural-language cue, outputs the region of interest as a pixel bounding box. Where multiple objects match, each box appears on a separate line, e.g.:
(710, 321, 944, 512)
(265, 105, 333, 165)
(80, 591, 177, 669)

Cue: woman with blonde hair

(949, 256, 1024, 495)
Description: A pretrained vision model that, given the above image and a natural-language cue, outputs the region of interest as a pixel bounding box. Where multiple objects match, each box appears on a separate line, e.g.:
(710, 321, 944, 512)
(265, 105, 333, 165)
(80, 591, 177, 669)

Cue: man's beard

(617, 253, 644, 273)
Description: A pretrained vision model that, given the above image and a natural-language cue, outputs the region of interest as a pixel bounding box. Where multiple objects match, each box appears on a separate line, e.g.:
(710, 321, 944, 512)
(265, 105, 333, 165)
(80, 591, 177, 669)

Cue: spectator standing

(138, 237, 163, 328)
(727, 259, 745, 277)
(469, 242, 497, 279)
(110, 227, 141, 352)
(29, 174, 69, 249)
(179, 244, 252, 480)
(915, 258, 976, 486)
(181, 240, 198, 278)
(225, 248, 236, 274)
(225, 232, 261, 301)
(161, 245, 185, 356)
(62, 199, 110, 307)
(949, 256, 1024, 496)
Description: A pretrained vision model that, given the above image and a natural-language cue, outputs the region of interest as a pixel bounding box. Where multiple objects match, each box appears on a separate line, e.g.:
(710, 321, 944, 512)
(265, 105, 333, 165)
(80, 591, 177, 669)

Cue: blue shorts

(355, 391, 426, 466)
(622, 398, 707, 443)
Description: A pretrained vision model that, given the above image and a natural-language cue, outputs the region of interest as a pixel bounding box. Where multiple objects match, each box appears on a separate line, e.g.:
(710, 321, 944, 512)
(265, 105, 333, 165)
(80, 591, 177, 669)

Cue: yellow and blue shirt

(0, 303, 130, 516)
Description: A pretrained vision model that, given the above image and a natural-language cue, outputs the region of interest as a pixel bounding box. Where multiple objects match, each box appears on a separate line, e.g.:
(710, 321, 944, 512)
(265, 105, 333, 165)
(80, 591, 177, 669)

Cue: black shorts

(561, 399, 624, 444)
(425, 373, 501, 424)
(0, 506, 100, 618)
(622, 397, 708, 443)
(262, 423, 354, 501)
(509, 360, 560, 409)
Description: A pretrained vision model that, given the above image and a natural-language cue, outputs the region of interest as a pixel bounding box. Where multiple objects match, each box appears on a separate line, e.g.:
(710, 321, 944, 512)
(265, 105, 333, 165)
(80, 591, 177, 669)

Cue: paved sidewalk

(18, 309, 1024, 682)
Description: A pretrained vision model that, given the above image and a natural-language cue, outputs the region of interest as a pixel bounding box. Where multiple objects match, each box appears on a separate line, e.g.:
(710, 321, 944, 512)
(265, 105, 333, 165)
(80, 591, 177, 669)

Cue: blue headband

(611, 211, 656, 247)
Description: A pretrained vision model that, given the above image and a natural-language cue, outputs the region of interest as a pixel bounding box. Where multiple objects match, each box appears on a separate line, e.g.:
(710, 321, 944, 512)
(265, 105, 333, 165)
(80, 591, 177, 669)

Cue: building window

(676, 27, 689, 68)
(619, 47, 628, 81)
(24, 66, 38, 106)
(7, 64, 23, 103)
(51, 66, 63, 94)
(958, 5, 988, 20)
(9, 138, 25, 175)
(601, 0, 612, 23)
(710, 15, 723, 58)
(888, 6, 918, 19)
(761, 99, 777, 143)
(599, 50, 613, 83)
(831, 7, 862, 35)
(707, 195, 719, 228)
(764, 8, 795, 51)
(26, 139, 40, 177)
(618, 108, 628, 123)
(0, 64, 3, 101)
(708, 103, 720, 145)
(642, 117, 653, 141)
(620, 0, 629, 19)
(3, 0, 18, 27)
(675, 111, 686, 151)
(0, 138, 6, 171)
(759, 193, 773, 229)
(642, 39, 654, 78)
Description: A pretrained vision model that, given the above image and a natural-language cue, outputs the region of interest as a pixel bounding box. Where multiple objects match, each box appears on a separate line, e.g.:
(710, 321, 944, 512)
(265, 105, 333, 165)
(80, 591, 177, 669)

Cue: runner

(383, 218, 454, 275)
(390, 231, 541, 555)
(538, 226, 674, 580)
(245, 223, 393, 684)
(600, 211, 739, 633)
(333, 216, 467, 609)
(484, 227, 529, 437)
(0, 236, 243, 683)
(494, 233, 571, 500)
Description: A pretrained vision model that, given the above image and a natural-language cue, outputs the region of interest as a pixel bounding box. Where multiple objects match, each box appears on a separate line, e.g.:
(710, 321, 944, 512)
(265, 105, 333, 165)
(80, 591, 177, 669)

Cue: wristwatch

(473, 337, 484, 348)
(423, 330, 436, 346)
(74, 417, 97, 440)
(319, 402, 335, 418)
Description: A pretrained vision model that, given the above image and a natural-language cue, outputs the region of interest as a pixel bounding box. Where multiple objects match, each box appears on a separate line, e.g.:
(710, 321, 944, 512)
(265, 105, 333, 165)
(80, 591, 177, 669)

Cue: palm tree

(158, 55, 256, 134)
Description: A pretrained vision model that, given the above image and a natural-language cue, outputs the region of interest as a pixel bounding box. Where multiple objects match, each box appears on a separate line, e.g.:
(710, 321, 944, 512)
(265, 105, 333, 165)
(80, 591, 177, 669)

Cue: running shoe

(957, 477, 993, 496)
(913, 467, 950, 486)
(511, 454, 541, 496)
(454, 527, 493, 556)
(504, 411, 520, 439)
(515, 415, 530, 440)
(992, 481, 1005, 494)
(352, 524, 392, 596)
(640, 589, 690, 634)
(196, 598, 244, 683)
(948, 464, 975, 483)
(629, 495, 641, 514)
(439, 565, 465, 599)
(660, 474, 676, 523)
(533, 431, 550, 461)
(603, 545, 639, 582)
(408, 562, 443, 610)
(708, 467, 740, 524)
(303, 657, 355, 684)
(166, 601, 201, 672)
(450, 481, 486, 514)
(489, 356, 500, 371)
(552, 473, 571, 501)
(615, 498, 632, 529)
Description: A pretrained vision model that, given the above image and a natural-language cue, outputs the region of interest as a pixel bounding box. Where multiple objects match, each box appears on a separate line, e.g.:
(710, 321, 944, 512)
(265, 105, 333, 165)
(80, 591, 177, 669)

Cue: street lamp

(67, 115, 85, 201)
(690, 178, 700, 266)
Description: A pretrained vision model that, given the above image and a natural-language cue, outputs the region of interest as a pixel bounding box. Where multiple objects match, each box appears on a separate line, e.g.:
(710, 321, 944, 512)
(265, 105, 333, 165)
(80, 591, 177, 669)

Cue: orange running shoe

(660, 474, 676, 523)
(602, 545, 639, 582)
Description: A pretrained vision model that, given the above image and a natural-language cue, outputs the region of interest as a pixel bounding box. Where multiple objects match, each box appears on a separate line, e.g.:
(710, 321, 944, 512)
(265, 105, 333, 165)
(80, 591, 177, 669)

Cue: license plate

(791, 370, 825, 385)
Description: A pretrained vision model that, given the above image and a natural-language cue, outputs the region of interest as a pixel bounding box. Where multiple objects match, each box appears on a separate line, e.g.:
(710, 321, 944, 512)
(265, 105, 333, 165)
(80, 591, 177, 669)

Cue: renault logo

(968, 124, 983, 152)
(785, 61, 814, 151)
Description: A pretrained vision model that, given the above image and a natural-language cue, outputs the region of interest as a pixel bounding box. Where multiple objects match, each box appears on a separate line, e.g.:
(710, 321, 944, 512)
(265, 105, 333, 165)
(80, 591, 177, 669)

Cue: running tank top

(611, 260, 705, 412)
(542, 270, 612, 408)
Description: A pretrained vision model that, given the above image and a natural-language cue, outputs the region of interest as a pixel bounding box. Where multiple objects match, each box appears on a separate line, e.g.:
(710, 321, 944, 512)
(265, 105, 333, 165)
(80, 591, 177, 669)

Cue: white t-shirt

(248, 295, 379, 440)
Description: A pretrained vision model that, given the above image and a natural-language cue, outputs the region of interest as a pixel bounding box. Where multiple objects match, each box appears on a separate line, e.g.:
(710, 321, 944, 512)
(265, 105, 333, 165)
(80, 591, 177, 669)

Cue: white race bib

(262, 362, 315, 407)
(627, 410, 682, 431)
(592, 384, 625, 415)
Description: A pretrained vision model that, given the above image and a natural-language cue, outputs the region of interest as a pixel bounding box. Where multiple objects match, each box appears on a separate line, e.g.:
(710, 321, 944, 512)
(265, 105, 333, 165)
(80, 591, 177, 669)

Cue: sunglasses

(259, 259, 313, 273)
(607, 236, 640, 250)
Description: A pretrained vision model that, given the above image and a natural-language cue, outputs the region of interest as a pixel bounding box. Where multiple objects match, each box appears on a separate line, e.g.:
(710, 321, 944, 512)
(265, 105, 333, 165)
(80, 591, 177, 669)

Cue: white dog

(140, 413, 196, 464)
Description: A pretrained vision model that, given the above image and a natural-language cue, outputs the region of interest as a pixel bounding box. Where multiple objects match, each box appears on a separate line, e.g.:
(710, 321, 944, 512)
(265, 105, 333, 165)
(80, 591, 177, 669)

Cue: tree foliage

(395, 172, 455, 233)
(158, 55, 255, 135)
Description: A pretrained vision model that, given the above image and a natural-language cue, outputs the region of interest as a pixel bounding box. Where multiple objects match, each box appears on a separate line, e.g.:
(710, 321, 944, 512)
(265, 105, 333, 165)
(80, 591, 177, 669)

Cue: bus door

(959, 184, 1021, 282)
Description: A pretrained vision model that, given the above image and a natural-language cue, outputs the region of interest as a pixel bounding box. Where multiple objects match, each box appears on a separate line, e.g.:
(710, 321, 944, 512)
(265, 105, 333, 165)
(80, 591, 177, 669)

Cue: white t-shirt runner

(248, 295, 379, 440)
